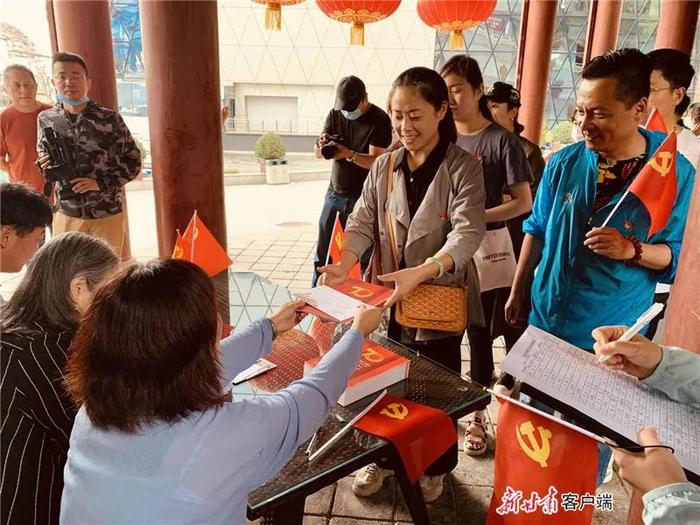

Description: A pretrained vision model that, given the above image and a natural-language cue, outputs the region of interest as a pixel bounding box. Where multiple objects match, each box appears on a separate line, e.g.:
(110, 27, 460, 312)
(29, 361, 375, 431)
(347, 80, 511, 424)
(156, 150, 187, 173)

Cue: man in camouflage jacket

(37, 52, 141, 257)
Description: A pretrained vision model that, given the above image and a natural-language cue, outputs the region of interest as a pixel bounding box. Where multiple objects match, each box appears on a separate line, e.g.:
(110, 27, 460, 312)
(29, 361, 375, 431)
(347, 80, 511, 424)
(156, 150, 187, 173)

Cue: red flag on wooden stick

(644, 107, 667, 134)
(628, 132, 678, 238)
(487, 400, 597, 525)
(172, 211, 233, 277)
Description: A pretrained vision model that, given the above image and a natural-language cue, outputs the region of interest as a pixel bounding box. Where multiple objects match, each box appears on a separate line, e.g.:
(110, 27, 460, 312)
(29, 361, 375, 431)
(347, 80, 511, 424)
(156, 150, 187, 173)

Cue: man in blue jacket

(506, 49, 695, 351)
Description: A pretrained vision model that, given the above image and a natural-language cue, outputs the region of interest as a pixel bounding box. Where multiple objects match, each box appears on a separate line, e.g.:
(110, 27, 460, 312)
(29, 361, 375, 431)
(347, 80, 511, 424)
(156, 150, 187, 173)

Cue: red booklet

(304, 340, 409, 406)
(299, 279, 393, 322)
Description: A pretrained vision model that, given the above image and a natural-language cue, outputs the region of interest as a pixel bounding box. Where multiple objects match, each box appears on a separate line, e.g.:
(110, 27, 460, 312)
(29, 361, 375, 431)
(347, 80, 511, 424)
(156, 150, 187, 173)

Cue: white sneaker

(352, 463, 394, 497)
(419, 474, 445, 503)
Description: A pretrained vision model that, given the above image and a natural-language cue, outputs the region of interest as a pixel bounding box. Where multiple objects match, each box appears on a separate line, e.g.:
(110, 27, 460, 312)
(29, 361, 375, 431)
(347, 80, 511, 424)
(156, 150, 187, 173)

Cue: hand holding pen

(592, 328, 664, 380)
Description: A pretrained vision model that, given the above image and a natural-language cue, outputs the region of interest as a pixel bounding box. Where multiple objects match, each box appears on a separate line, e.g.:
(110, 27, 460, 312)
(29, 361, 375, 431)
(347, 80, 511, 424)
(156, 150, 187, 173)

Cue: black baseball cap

(334, 75, 367, 111)
(485, 81, 521, 108)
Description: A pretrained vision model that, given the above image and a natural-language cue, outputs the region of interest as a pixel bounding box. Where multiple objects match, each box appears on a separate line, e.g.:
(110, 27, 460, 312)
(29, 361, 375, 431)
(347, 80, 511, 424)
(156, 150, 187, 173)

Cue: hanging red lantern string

(316, 0, 402, 46)
(417, 0, 496, 49)
(252, 0, 306, 31)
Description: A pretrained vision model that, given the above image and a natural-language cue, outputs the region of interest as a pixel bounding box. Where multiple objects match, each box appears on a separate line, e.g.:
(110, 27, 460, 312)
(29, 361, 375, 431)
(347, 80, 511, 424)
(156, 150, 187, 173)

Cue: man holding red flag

(505, 49, 694, 485)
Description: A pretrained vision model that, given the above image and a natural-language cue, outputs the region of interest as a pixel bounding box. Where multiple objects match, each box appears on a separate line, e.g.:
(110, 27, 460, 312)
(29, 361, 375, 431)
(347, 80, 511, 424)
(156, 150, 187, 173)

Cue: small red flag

(171, 229, 190, 260)
(644, 107, 668, 134)
(328, 213, 361, 280)
(486, 400, 597, 525)
(180, 211, 233, 277)
(629, 132, 678, 238)
(353, 394, 457, 484)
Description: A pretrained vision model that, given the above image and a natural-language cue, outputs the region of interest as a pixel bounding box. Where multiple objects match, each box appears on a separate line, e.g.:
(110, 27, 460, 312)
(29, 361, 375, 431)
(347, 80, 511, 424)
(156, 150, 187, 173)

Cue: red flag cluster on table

(487, 400, 597, 525)
(644, 107, 668, 134)
(327, 212, 361, 280)
(629, 132, 678, 238)
(172, 210, 233, 277)
(353, 393, 457, 484)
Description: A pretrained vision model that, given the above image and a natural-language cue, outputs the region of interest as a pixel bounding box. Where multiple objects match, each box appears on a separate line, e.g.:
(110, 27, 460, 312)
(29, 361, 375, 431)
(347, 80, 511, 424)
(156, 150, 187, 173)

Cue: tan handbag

(383, 151, 467, 332)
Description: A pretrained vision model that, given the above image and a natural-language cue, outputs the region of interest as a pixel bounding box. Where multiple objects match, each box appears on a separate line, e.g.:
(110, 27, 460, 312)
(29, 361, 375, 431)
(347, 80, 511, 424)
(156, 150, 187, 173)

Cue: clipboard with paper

(500, 326, 700, 483)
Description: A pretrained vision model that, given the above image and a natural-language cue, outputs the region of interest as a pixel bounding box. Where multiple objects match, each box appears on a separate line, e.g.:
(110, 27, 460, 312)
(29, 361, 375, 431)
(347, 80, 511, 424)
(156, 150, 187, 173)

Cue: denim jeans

(312, 191, 370, 286)
(518, 393, 612, 487)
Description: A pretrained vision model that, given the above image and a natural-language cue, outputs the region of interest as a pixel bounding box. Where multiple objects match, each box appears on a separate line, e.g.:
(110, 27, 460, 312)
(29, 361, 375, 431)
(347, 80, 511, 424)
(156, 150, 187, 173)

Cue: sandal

(465, 415, 489, 456)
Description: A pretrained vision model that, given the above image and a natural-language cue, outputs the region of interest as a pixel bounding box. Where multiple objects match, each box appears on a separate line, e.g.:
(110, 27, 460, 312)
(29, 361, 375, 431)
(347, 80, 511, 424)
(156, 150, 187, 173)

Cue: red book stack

(304, 340, 409, 406)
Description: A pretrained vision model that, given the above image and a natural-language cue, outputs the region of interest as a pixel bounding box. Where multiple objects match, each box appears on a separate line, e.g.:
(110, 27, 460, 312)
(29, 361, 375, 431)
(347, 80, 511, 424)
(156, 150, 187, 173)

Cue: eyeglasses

(54, 73, 86, 83)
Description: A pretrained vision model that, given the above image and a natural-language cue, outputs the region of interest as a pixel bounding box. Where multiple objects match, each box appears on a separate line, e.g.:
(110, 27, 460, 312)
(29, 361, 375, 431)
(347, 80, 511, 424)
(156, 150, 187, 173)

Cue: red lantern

(316, 0, 402, 46)
(252, 0, 305, 31)
(417, 0, 496, 49)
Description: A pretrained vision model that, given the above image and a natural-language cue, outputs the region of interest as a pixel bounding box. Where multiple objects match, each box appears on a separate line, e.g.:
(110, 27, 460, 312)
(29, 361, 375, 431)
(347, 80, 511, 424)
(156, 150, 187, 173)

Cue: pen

(598, 302, 664, 363)
(305, 432, 319, 455)
(308, 390, 388, 462)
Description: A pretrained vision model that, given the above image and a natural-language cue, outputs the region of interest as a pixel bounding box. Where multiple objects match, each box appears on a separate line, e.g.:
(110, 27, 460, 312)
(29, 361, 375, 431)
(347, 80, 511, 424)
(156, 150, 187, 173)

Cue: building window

(433, 0, 522, 86)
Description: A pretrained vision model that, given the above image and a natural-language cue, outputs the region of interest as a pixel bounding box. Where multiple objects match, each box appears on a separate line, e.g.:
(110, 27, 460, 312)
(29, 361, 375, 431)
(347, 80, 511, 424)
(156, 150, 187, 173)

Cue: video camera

(40, 128, 78, 201)
(320, 134, 345, 160)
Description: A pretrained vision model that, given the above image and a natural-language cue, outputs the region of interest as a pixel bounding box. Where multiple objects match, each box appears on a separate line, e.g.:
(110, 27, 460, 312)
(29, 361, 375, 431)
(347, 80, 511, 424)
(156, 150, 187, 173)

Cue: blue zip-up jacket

(523, 128, 695, 349)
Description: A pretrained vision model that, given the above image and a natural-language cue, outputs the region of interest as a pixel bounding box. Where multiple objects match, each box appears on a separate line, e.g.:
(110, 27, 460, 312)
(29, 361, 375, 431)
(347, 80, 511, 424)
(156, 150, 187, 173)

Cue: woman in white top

(647, 49, 700, 171)
(645, 49, 700, 340)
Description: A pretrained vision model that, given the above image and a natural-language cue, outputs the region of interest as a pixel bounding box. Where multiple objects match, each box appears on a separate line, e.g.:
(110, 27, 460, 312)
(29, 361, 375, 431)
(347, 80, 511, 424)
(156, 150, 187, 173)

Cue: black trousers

(466, 288, 525, 411)
(387, 314, 463, 476)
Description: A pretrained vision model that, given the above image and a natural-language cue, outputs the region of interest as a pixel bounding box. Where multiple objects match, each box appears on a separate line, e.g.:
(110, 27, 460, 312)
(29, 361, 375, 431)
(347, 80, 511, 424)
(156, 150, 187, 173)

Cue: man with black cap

(312, 75, 392, 285)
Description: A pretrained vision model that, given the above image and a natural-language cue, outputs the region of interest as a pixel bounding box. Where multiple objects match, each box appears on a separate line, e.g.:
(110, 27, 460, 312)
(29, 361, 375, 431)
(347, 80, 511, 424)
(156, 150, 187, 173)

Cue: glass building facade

(433, 0, 589, 131)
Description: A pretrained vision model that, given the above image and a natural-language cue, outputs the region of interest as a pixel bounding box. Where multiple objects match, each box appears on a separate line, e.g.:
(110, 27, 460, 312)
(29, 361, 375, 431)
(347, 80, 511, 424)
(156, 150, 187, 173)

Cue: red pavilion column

(515, 0, 558, 146)
(139, 0, 229, 315)
(654, 0, 699, 53)
(583, 0, 623, 63)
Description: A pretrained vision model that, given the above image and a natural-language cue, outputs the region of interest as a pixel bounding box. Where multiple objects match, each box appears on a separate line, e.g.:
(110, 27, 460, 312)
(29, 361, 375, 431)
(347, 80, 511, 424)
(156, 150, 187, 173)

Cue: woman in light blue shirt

(593, 326, 700, 525)
(59, 259, 382, 525)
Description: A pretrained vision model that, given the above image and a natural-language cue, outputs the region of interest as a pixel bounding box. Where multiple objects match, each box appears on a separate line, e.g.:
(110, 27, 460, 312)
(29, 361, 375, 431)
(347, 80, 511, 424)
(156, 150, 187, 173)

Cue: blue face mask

(341, 107, 363, 120)
(56, 93, 90, 106)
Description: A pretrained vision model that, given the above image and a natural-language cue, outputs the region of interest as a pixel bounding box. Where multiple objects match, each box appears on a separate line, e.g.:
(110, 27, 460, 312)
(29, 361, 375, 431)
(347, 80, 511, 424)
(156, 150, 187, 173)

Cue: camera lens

(321, 143, 339, 160)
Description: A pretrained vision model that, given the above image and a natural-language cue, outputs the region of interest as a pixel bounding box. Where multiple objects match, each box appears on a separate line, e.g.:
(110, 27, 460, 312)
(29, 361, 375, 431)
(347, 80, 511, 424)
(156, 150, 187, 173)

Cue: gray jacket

(343, 144, 486, 341)
(641, 347, 700, 525)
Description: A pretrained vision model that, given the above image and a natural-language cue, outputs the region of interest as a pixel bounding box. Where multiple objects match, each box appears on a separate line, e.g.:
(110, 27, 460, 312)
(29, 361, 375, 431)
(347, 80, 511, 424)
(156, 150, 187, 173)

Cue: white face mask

(341, 107, 363, 120)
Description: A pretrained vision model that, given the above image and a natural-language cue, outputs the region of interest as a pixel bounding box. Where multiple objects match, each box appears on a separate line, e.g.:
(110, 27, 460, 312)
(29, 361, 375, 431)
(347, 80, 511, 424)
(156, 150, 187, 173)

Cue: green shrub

(254, 132, 286, 160)
(223, 166, 240, 174)
(551, 121, 574, 145)
(134, 136, 148, 161)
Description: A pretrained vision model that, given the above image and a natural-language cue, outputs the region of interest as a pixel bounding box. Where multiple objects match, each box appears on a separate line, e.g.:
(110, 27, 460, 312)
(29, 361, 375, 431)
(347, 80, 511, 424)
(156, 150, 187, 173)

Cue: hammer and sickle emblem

(335, 233, 343, 249)
(380, 402, 409, 420)
(516, 420, 552, 468)
(173, 245, 184, 259)
(350, 286, 372, 298)
(362, 347, 384, 363)
(649, 152, 673, 177)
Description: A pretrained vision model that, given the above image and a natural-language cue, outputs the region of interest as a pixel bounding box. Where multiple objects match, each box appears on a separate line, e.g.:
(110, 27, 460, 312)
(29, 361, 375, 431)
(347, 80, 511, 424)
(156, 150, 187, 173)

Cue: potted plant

(254, 132, 289, 184)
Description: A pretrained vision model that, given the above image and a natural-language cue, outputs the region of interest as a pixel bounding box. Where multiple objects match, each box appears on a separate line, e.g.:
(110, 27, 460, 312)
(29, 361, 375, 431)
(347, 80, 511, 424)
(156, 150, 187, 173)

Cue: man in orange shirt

(0, 65, 52, 193)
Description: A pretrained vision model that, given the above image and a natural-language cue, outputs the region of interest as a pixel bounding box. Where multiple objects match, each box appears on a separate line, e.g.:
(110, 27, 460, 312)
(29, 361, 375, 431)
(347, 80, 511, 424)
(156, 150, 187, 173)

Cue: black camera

(320, 134, 344, 160)
(40, 128, 78, 201)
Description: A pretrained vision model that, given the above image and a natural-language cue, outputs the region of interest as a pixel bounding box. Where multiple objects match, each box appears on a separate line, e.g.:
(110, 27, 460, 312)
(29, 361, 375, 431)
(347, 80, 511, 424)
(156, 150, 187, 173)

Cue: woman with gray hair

(0, 232, 119, 525)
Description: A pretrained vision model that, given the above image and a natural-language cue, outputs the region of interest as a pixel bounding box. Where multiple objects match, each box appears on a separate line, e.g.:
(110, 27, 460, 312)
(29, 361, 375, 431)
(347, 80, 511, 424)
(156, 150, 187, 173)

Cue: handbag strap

(384, 151, 401, 271)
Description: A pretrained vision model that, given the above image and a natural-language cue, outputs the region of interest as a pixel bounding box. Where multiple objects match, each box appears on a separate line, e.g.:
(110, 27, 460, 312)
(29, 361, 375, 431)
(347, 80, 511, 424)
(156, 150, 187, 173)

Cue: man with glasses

(37, 52, 141, 257)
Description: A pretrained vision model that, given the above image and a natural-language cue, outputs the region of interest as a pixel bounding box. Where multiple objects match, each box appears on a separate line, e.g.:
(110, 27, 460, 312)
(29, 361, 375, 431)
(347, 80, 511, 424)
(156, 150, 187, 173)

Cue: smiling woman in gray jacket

(320, 66, 486, 502)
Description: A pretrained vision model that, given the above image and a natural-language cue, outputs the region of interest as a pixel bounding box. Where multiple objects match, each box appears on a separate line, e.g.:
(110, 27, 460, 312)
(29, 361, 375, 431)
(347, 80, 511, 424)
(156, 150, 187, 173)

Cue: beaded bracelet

(625, 235, 643, 266)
